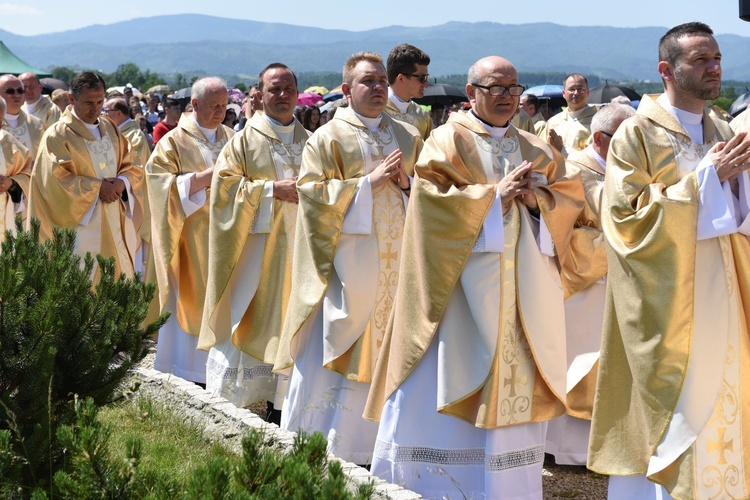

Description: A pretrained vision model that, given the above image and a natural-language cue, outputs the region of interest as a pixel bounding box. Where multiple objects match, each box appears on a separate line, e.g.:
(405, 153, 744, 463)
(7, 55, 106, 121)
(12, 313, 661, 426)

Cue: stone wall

(132, 367, 420, 500)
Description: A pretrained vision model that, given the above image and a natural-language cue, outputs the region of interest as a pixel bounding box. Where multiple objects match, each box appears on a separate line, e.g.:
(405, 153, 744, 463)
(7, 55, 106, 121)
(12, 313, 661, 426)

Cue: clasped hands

(497, 161, 538, 214)
(711, 131, 750, 197)
(370, 149, 409, 190)
(99, 177, 126, 203)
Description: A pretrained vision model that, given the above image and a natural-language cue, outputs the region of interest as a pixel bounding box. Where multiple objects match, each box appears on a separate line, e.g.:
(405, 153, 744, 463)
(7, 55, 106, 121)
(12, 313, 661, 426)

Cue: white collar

(584, 144, 607, 171)
(388, 88, 411, 113)
(468, 111, 509, 139)
(190, 113, 218, 142)
(118, 118, 133, 130)
(353, 110, 383, 132)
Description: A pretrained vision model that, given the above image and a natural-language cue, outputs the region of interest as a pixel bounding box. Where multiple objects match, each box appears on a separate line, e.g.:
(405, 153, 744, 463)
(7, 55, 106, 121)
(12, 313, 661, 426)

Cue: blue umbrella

(523, 85, 564, 98)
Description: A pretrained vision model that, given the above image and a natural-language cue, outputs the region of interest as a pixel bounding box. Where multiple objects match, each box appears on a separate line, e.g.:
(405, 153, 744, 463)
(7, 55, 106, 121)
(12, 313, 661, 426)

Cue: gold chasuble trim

(274, 107, 422, 375)
(198, 114, 310, 365)
(27, 110, 142, 279)
(0, 131, 31, 244)
(588, 95, 745, 484)
(364, 111, 581, 428)
(146, 114, 234, 336)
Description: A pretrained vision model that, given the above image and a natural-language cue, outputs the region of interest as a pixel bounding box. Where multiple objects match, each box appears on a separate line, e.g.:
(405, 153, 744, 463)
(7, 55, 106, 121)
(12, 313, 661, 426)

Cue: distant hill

(3, 15, 749, 81)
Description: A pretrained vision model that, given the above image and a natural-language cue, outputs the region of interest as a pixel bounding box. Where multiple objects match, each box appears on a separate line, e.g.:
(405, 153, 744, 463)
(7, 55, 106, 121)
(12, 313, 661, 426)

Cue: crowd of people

(2, 21, 750, 499)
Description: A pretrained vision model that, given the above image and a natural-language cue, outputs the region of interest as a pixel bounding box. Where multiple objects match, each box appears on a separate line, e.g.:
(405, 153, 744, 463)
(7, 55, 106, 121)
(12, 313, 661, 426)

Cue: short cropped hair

(70, 72, 106, 98)
(386, 43, 430, 84)
(110, 97, 130, 115)
(163, 97, 181, 109)
(522, 93, 540, 109)
(343, 52, 383, 85)
(258, 63, 298, 92)
(563, 73, 588, 88)
(191, 76, 227, 103)
(591, 103, 635, 135)
(658, 22, 714, 67)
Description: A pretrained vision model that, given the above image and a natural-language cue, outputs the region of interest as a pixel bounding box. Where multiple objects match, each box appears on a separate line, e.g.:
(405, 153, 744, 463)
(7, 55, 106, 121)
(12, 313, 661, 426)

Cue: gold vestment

(23, 95, 61, 130)
(385, 98, 433, 140)
(146, 114, 235, 337)
(2, 109, 44, 159)
(546, 105, 598, 152)
(364, 111, 583, 428)
(199, 114, 311, 363)
(274, 107, 422, 382)
(27, 110, 142, 278)
(0, 130, 31, 245)
(589, 94, 750, 499)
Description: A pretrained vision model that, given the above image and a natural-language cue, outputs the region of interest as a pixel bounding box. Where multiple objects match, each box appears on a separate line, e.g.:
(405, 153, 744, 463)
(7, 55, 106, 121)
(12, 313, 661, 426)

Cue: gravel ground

(137, 342, 608, 499)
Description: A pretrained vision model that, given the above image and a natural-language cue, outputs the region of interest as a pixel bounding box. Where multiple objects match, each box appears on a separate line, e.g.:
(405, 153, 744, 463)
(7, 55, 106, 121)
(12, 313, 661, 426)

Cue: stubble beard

(674, 68, 721, 101)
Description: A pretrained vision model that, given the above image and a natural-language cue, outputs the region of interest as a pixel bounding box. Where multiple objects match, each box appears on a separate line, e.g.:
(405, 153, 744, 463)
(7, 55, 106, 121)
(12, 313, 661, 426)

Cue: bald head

(468, 56, 517, 86)
(0, 74, 25, 114)
(466, 56, 520, 127)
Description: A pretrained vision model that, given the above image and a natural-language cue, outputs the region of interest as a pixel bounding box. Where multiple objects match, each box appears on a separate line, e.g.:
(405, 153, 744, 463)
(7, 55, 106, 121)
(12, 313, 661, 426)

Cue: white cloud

(0, 3, 43, 15)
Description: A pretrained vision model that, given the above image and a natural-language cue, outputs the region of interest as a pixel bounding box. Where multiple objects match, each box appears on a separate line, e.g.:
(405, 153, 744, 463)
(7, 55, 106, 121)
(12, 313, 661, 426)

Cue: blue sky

(3, 1, 749, 37)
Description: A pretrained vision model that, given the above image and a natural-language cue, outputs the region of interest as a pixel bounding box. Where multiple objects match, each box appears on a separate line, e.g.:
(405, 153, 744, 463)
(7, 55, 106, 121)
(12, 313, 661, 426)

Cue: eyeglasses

(2, 87, 25, 95)
(471, 83, 525, 97)
(600, 130, 614, 138)
(404, 74, 429, 84)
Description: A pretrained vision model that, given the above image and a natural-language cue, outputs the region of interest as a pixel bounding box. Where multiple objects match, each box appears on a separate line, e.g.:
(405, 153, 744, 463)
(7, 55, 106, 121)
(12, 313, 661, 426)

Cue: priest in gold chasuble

(0, 75, 45, 163)
(274, 52, 422, 465)
(546, 73, 597, 157)
(384, 43, 433, 141)
(0, 96, 32, 247)
(27, 72, 142, 281)
(20, 72, 61, 130)
(364, 56, 581, 500)
(198, 64, 310, 419)
(147, 77, 235, 384)
(545, 103, 634, 467)
(589, 23, 750, 500)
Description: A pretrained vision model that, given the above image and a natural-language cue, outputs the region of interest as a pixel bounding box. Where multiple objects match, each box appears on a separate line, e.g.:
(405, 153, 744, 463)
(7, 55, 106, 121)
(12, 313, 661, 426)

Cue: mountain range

(2, 14, 749, 81)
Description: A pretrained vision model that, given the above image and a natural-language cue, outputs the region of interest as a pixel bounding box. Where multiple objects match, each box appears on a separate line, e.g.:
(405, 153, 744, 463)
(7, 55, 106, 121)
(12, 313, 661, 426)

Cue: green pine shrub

(0, 218, 167, 495)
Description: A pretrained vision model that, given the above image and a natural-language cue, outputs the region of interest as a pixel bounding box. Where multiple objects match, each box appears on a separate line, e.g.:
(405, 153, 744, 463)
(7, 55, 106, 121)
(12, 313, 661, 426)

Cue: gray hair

(191, 76, 227, 102)
(0, 95, 5, 112)
(610, 95, 632, 105)
(591, 104, 635, 135)
(467, 62, 481, 85)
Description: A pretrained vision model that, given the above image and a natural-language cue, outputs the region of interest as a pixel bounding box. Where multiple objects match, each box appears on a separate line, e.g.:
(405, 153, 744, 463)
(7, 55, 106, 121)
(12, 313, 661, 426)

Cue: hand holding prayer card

(497, 161, 534, 214)
(710, 131, 750, 183)
(273, 177, 299, 203)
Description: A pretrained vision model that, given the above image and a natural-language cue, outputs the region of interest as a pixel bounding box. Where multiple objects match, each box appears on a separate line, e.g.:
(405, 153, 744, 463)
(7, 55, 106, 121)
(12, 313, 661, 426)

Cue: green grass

(98, 395, 239, 485)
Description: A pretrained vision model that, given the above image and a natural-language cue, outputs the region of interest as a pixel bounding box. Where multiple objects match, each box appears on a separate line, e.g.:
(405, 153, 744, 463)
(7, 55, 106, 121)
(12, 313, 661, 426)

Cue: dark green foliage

(0, 218, 167, 495)
(33, 400, 373, 499)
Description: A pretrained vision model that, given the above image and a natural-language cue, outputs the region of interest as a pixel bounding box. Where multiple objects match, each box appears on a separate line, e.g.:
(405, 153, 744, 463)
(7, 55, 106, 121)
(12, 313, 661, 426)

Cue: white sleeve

(80, 196, 98, 226)
(250, 181, 275, 234)
(695, 156, 739, 240)
(176, 172, 207, 218)
(117, 175, 135, 217)
(472, 188, 504, 253)
(341, 176, 373, 235)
